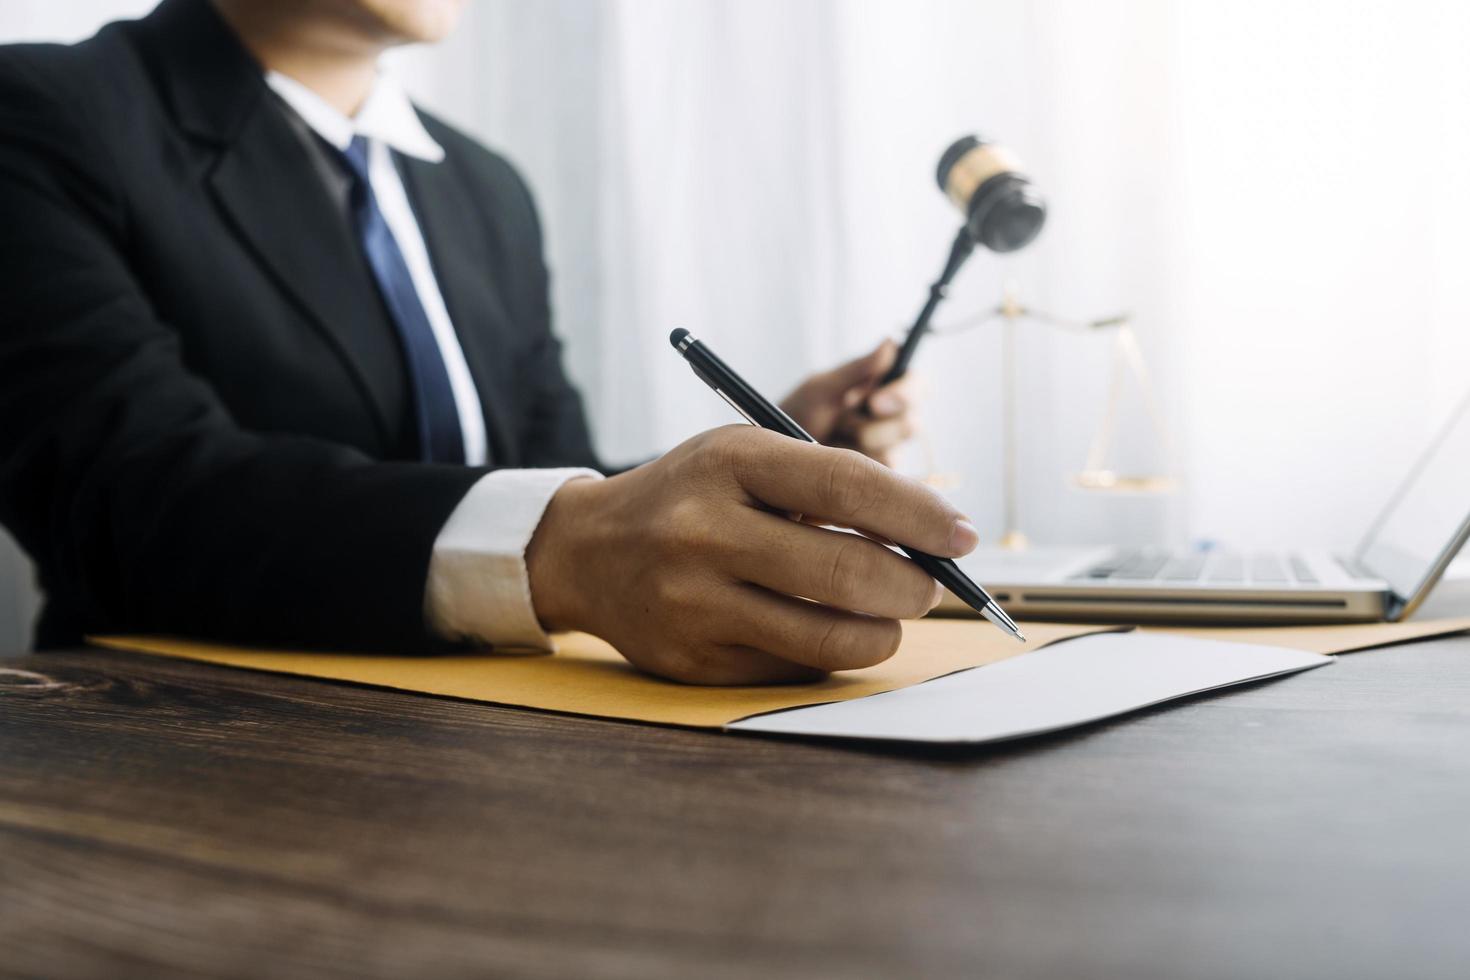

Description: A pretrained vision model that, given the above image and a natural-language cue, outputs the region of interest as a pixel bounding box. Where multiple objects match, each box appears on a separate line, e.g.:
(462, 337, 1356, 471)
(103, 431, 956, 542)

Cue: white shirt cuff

(425, 467, 603, 651)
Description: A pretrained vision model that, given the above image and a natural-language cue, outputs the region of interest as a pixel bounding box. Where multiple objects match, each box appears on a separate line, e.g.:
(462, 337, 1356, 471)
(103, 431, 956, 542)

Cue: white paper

(726, 632, 1330, 744)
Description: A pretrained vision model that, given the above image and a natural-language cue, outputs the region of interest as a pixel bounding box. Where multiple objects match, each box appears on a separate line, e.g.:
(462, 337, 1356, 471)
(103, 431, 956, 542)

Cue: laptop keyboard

(1072, 549, 1320, 586)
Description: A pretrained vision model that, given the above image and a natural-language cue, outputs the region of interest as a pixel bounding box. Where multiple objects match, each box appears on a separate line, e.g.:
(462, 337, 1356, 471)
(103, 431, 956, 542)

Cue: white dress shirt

(265, 70, 489, 466)
(267, 70, 600, 651)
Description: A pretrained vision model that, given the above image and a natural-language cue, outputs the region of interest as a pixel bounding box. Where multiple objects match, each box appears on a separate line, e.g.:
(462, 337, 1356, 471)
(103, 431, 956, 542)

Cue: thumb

(822, 339, 898, 392)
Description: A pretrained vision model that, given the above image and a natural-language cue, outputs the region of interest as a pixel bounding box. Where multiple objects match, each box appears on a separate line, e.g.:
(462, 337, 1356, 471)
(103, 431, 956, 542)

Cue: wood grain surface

(3, 635, 1470, 980)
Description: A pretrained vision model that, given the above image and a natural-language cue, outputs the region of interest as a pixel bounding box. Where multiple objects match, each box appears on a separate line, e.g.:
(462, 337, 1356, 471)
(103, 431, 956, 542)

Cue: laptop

(942, 390, 1470, 625)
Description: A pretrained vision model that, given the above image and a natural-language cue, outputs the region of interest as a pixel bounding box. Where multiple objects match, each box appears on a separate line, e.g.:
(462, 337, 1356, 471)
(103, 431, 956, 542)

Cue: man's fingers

(821, 338, 897, 393)
(715, 584, 904, 673)
(799, 516, 897, 547)
(726, 510, 942, 619)
(866, 378, 909, 418)
(854, 417, 914, 455)
(728, 430, 978, 557)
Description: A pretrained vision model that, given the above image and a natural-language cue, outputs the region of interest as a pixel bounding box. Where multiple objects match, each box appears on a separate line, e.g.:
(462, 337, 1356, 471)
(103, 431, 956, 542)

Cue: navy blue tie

(337, 135, 464, 464)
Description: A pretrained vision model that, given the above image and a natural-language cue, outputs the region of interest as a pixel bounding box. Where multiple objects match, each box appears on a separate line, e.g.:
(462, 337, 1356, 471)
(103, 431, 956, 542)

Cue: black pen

(669, 328, 1026, 643)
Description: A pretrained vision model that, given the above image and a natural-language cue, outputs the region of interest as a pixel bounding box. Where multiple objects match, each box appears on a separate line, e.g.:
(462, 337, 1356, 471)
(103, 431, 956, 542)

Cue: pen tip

(669, 328, 690, 349)
(981, 602, 1027, 644)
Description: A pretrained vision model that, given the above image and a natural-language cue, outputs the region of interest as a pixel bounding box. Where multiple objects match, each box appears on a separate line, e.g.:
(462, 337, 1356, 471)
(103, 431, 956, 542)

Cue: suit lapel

(135, 0, 408, 449)
(207, 106, 405, 444)
(398, 154, 520, 465)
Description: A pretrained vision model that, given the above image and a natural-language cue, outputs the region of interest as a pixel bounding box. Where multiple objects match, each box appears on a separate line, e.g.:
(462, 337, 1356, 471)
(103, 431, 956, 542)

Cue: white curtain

(4, 0, 1470, 648)
(395, 0, 1470, 552)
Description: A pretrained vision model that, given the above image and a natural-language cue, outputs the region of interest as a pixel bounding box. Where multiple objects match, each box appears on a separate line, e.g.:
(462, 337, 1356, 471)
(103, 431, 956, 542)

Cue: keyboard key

(1162, 556, 1208, 581)
(1250, 555, 1289, 583)
(1078, 549, 1135, 579)
(1208, 554, 1245, 582)
(1111, 553, 1170, 580)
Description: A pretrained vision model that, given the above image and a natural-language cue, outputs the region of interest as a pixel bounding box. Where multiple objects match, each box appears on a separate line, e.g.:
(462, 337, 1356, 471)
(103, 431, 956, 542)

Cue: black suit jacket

(0, 0, 600, 650)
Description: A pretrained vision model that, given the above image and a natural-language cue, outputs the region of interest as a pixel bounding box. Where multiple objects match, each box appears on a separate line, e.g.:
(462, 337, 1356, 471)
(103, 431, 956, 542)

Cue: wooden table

(4, 628, 1470, 980)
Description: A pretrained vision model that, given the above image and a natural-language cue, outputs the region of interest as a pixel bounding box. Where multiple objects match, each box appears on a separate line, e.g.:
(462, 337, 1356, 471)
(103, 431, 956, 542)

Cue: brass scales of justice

(921, 282, 1179, 551)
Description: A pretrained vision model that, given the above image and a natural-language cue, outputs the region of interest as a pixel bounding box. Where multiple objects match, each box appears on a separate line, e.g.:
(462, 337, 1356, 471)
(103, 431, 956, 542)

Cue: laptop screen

(1357, 389, 1470, 606)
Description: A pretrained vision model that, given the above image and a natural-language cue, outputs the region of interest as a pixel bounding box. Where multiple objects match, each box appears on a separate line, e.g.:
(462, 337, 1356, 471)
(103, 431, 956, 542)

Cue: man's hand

(526, 426, 979, 685)
(779, 339, 914, 465)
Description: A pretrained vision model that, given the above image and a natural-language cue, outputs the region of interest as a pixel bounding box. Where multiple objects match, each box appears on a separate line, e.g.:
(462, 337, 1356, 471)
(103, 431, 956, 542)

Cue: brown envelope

(90, 620, 1117, 728)
(90, 615, 1470, 729)
(1146, 616, 1470, 654)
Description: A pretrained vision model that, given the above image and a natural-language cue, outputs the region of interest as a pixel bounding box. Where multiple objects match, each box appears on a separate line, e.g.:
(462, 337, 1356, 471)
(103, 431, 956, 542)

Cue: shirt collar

(265, 69, 445, 164)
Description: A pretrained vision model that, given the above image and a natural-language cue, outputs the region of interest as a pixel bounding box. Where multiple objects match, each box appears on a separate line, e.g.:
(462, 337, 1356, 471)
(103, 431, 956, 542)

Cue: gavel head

(937, 135, 1047, 253)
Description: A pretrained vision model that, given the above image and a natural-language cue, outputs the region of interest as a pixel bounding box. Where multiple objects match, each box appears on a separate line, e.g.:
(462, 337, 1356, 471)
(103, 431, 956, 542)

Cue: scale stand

(998, 289, 1026, 550)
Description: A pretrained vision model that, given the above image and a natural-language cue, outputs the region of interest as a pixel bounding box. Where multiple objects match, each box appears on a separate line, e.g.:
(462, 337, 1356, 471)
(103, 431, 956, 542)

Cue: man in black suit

(0, 0, 980, 684)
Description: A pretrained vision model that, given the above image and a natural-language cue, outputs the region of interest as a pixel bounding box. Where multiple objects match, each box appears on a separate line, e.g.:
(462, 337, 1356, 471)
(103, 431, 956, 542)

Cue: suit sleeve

(0, 55, 483, 651)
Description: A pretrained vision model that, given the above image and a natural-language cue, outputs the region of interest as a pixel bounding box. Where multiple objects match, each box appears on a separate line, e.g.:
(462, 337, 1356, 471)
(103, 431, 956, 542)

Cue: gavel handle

(867, 228, 975, 403)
